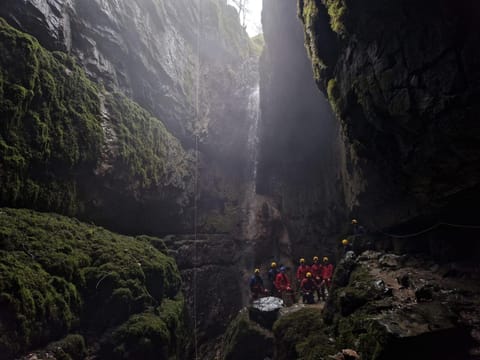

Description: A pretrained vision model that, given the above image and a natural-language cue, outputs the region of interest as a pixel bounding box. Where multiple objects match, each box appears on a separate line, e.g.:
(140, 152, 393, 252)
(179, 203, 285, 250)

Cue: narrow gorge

(0, 0, 479, 359)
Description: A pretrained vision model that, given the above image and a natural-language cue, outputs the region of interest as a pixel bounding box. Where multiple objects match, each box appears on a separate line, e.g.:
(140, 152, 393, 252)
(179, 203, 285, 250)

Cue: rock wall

(258, 0, 347, 260)
(0, 18, 194, 235)
(0, 2, 261, 355)
(0, 208, 186, 360)
(298, 0, 480, 245)
(0, 0, 260, 236)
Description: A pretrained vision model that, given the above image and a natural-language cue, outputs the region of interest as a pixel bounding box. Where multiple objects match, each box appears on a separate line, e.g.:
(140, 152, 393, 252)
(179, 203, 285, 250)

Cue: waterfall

(245, 84, 260, 229)
(247, 85, 260, 192)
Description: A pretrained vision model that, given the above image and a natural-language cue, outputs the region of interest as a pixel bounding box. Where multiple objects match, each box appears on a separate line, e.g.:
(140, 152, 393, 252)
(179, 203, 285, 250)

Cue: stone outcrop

(0, 18, 194, 235)
(322, 250, 480, 359)
(163, 234, 245, 357)
(258, 0, 347, 260)
(0, 208, 186, 360)
(257, 249, 480, 359)
(0, 0, 260, 236)
(298, 0, 480, 246)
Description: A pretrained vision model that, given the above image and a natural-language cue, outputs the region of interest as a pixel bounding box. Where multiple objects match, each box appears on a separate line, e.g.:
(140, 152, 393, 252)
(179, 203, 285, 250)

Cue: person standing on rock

(342, 239, 353, 254)
(296, 258, 310, 288)
(274, 266, 291, 298)
(320, 257, 334, 299)
(311, 256, 323, 302)
(268, 261, 279, 297)
(249, 268, 265, 301)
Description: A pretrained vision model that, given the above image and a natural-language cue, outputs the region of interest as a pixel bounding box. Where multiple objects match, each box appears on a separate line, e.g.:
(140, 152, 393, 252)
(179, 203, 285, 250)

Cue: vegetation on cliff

(0, 17, 102, 214)
(0, 17, 193, 226)
(0, 208, 186, 359)
(273, 308, 335, 360)
(222, 309, 274, 360)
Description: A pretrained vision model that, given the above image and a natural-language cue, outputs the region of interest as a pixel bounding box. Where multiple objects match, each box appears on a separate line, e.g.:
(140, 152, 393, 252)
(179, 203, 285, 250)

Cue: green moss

(299, 0, 328, 84)
(0, 17, 102, 215)
(106, 92, 192, 192)
(102, 311, 175, 360)
(327, 78, 344, 118)
(0, 208, 184, 358)
(0, 18, 193, 220)
(325, 0, 347, 35)
(222, 310, 274, 360)
(273, 308, 335, 360)
(47, 334, 87, 360)
(249, 34, 265, 58)
(202, 202, 240, 233)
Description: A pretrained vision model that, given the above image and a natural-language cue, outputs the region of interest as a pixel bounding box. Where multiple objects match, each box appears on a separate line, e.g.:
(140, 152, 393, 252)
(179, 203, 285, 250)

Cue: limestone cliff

(0, 0, 259, 236)
(298, 0, 480, 251)
(258, 0, 346, 260)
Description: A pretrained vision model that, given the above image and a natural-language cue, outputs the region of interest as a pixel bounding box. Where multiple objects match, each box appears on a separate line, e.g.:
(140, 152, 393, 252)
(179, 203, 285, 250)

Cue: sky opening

(227, 0, 263, 37)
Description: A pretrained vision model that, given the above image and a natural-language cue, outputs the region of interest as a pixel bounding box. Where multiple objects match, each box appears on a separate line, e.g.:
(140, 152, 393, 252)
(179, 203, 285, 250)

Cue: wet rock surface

(249, 297, 284, 330)
(0, 0, 259, 236)
(222, 309, 274, 360)
(163, 234, 244, 347)
(259, 0, 345, 261)
(326, 250, 480, 359)
(298, 0, 480, 256)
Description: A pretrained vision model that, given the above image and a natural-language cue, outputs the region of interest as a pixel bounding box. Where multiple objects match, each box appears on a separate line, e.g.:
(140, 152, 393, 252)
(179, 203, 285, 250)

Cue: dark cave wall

(258, 0, 347, 260)
(298, 0, 480, 237)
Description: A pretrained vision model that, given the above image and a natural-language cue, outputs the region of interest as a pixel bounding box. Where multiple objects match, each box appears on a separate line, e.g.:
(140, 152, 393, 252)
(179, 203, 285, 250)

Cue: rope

(372, 222, 480, 239)
(193, 0, 201, 358)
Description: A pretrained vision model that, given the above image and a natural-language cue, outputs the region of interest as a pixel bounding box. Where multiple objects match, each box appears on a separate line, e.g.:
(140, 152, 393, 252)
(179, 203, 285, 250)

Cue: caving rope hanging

(193, 0, 202, 359)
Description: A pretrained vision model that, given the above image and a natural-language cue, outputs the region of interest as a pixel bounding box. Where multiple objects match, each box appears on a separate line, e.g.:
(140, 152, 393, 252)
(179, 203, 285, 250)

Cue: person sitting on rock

(320, 257, 334, 299)
(249, 268, 265, 301)
(300, 272, 317, 304)
(310, 256, 323, 302)
(296, 258, 310, 287)
(268, 261, 279, 296)
(274, 266, 291, 296)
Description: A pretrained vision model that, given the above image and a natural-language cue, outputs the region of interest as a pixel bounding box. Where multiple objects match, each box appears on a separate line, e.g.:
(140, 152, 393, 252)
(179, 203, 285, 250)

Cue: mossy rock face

(0, 17, 102, 215)
(0, 18, 193, 234)
(99, 302, 186, 360)
(46, 334, 87, 360)
(273, 307, 335, 360)
(222, 309, 274, 360)
(0, 208, 185, 359)
(298, 0, 480, 233)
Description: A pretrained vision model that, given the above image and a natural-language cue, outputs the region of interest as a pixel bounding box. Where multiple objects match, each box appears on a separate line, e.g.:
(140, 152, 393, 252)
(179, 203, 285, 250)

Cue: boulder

(249, 297, 284, 330)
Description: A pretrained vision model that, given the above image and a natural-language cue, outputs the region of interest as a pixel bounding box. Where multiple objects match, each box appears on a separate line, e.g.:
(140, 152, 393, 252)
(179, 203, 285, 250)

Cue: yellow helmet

(271, 262, 277, 268)
(313, 256, 319, 262)
(351, 219, 358, 224)
(254, 268, 260, 274)
(300, 258, 305, 264)
(342, 239, 349, 246)
(306, 272, 312, 278)
(323, 257, 329, 262)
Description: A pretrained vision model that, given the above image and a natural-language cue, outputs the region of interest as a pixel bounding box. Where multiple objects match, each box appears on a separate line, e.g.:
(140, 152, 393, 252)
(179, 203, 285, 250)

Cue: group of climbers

(298, 256, 334, 304)
(249, 218, 365, 303)
(249, 262, 293, 302)
(249, 257, 334, 304)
